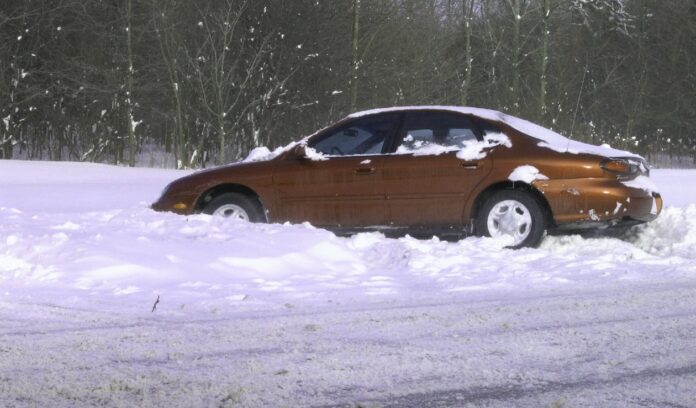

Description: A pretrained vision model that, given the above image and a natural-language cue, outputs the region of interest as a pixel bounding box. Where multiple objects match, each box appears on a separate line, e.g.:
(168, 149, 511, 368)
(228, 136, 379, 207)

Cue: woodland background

(1, 0, 694, 168)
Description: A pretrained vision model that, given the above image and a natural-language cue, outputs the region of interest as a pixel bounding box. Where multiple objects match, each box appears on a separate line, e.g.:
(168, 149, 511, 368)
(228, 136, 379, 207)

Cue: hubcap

(487, 199, 533, 246)
(212, 204, 249, 220)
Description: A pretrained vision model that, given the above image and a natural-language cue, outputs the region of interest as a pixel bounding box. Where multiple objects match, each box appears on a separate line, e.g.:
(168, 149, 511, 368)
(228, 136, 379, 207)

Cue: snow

(622, 174, 659, 194)
(242, 145, 280, 162)
(1, 160, 696, 407)
(509, 165, 549, 183)
(349, 106, 641, 158)
(394, 131, 511, 160)
(242, 142, 326, 162)
(303, 145, 329, 161)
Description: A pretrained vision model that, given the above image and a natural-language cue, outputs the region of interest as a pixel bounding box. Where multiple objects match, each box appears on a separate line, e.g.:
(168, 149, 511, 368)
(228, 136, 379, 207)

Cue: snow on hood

(350, 106, 642, 159)
(243, 142, 327, 163)
(242, 141, 300, 163)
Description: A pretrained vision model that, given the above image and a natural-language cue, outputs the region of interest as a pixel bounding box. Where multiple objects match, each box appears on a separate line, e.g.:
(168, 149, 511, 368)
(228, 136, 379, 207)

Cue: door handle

(354, 167, 376, 175)
(460, 162, 479, 170)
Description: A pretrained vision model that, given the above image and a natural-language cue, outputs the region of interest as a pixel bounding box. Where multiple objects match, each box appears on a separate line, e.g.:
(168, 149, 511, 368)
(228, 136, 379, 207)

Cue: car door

(272, 113, 399, 227)
(381, 111, 495, 227)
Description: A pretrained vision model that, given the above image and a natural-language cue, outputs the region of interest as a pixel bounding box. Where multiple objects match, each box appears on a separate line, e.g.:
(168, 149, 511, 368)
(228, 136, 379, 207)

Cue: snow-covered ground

(1, 160, 696, 407)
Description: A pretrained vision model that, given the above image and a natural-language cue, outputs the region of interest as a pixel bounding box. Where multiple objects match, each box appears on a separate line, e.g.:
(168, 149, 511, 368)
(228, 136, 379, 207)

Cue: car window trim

(308, 112, 401, 158)
(386, 110, 485, 155)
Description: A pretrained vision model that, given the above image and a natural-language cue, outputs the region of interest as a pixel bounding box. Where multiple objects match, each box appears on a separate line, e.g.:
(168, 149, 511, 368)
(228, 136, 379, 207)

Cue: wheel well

(470, 181, 556, 228)
(194, 184, 263, 213)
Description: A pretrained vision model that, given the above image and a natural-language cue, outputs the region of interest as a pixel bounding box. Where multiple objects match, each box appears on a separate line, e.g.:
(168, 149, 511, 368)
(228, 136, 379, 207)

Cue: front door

(272, 113, 399, 228)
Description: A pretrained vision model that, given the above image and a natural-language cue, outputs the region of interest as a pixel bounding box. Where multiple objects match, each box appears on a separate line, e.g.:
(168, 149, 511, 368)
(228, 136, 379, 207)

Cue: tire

(475, 189, 547, 249)
(202, 192, 266, 222)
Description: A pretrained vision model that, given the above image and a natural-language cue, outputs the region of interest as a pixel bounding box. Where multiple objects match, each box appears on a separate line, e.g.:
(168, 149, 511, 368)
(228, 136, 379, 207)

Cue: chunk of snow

(243, 146, 275, 162)
(242, 138, 328, 163)
(243, 141, 304, 163)
(588, 209, 600, 221)
(508, 165, 549, 184)
(396, 131, 511, 160)
(651, 197, 658, 215)
(457, 132, 512, 160)
(396, 144, 456, 157)
(622, 175, 658, 194)
(304, 146, 328, 161)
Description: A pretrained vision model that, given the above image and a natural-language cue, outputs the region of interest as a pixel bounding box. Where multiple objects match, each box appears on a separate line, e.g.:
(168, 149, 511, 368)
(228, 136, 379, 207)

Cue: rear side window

(395, 112, 480, 154)
(311, 113, 398, 156)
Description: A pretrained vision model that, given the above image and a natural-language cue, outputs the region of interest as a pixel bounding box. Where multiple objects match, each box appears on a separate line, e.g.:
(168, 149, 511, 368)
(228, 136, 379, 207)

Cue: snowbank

(0, 161, 694, 310)
(2, 161, 696, 407)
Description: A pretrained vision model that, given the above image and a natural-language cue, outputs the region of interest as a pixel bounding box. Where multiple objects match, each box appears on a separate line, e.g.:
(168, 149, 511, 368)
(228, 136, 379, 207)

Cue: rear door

(272, 113, 399, 227)
(381, 111, 494, 227)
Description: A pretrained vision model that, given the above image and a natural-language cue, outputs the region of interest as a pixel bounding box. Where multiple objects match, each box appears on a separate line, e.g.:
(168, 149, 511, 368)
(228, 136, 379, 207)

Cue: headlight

(600, 158, 647, 179)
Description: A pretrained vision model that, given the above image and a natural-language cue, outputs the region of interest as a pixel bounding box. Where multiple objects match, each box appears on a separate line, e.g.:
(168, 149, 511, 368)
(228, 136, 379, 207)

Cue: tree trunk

(540, 0, 550, 121)
(511, 0, 521, 114)
(350, 0, 361, 112)
(461, 0, 473, 106)
(218, 112, 226, 164)
(154, 7, 187, 169)
(125, 0, 136, 167)
(0, 120, 13, 159)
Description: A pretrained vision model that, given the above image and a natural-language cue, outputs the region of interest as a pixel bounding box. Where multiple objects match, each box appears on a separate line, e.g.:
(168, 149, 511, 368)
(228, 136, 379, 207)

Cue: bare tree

(350, 0, 361, 111)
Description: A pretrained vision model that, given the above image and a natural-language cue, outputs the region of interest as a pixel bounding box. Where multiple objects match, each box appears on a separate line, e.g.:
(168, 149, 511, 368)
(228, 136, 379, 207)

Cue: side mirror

(290, 144, 308, 160)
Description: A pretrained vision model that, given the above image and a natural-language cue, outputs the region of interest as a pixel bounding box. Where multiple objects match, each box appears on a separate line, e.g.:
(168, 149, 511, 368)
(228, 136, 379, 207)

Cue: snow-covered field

(1, 160, 696, 407)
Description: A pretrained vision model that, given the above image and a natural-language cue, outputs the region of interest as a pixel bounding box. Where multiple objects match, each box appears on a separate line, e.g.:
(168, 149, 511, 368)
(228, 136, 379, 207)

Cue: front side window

(396, 112, 479, 154)
(311, 113, 397, 156)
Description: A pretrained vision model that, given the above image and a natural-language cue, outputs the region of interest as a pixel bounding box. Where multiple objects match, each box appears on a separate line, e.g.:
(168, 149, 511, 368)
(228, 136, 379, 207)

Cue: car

(152, 106, 662, 248)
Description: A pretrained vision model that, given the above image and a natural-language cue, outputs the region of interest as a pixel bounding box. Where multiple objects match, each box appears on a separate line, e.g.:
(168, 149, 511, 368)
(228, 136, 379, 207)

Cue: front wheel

(202, 192, 266, 222)
(475, 190, 547, 248)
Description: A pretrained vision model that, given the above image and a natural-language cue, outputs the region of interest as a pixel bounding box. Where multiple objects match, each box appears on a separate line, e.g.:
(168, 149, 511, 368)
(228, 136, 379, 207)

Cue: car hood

(165, 160, 270, 192)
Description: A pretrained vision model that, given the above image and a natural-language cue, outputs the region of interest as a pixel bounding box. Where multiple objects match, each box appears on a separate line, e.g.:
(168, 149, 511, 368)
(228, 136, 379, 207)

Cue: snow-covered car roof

(348, 106, 641, 159)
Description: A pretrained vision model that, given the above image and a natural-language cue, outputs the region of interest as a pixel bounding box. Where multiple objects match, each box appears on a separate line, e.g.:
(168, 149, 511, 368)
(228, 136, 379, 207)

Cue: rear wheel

(202, 192, 265, 222)
(475, 189, 547, 248)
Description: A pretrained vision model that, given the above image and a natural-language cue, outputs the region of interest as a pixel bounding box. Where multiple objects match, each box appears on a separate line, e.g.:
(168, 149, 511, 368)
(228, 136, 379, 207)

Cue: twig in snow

(151, 295, 160, 312)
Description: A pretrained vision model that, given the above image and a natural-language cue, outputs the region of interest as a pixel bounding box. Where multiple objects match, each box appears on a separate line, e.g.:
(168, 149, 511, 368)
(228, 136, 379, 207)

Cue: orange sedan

(153, 107, 662, 248)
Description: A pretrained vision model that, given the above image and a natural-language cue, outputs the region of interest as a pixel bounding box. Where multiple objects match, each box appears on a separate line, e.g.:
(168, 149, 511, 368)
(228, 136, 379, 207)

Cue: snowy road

(1, 160, 696, 407)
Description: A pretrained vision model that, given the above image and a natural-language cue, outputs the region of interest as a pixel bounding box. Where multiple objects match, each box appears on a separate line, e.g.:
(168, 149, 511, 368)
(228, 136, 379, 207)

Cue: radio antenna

(569, 65, 588, 148)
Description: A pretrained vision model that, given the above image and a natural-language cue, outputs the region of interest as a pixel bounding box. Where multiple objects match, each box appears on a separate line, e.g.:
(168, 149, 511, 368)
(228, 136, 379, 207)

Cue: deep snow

(1, 160, 696, 407)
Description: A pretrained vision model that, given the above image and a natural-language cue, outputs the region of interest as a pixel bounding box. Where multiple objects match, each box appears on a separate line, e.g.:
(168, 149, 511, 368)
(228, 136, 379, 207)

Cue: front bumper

(151, 192, 198, 215)
(533, 177, 662, 228)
